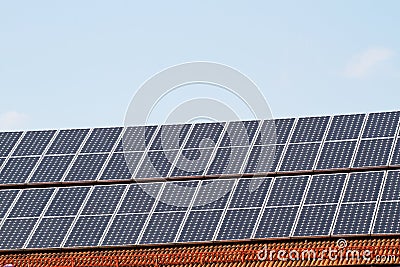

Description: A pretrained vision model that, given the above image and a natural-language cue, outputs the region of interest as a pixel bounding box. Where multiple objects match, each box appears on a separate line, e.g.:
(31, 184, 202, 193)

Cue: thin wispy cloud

(0, 111, 29, 131)
(344, 47, 394, 78)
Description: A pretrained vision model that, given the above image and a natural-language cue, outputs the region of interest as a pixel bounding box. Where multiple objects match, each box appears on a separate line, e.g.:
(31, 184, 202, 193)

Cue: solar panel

(46, 187, 90, 217)
(81, 128, 122, 153)
(343, 171, 384, 203)
(102, 214, 148, 246)
(30, 155, 74, 183)
(256, 118, 294, 145)
(293, 204, 336, 236)
(12, 130, 56, 156)
(373, 202, 400, 234)
(64, 154, 108, 181)
(290, 116, 329, 143)
(326, 114, 365, 141)
(220, 120, 259, 147)
(229, 178, 271, 208)
(206, 146, 249, 175)
(100, 152, 141, 180)
(244, 145, 281, 173)
(305, 174, 346, 205)
(0, 218, 37, 249)
(118, 183, 162, 214)
(135, 150, 178, 178)
(140, 212, 185, 244)
(267, 176, 308, 206)
(116, 125, 157, 152)
(353, 138, 393, 168)
(0, 132, 22, 157)
(381, 171, 400, 201)
(8, 188, 54, 218)
(27, 217, 74, 248)
(156, 181, 198, 212)
(0, 190, 19, 218)
(333, 203, 375, 235)
(178, 210, 222, 242)
(217, 208, 260, 240)
(315, 141, 357, 170)
(0, 157, 39, 184)
(150, 124, 190, 150)
(81, 185, 126, 215)
(192, 179, 235, 210)
(390, 138, 400, 166)
(362, 111, 400, 138)
(170, 148, 213, 177)
(184, 122, 225, 149)
(65, 215, 111, 247)
(279, 143, 320, 171)
(254, 207, 298, 238)
(47, 129, 89, 155)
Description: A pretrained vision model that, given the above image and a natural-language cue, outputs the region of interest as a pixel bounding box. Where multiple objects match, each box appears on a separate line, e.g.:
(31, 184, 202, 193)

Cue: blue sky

(1, 1, 399, 130)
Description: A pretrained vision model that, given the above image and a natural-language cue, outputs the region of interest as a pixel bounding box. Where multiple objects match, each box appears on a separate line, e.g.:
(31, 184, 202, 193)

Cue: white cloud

(0, 111, 29, 131)
(344, 47, 394, 78)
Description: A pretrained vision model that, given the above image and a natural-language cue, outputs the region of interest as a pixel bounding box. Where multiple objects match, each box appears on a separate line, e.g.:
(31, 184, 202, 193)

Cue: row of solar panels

(0, 170, 399, 250)
(1, 112, 400, 185)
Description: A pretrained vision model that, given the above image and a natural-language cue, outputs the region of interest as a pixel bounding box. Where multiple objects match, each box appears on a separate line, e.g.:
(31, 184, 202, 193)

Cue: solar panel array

(0, 110, 400, 250)
(0, 111, 400, 186)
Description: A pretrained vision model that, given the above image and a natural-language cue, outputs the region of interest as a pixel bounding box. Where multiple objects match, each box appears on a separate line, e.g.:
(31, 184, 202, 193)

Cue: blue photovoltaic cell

(0, 157, 4, 168)
(8, 188, 54, 218)
(293, 204, 336, 236)
(279, 143, 320, 172)
(135, 150, 178, 179)
(0, 218, 37, 249)
(119, 183, 162, 214)
(178, 210, 222, 242)
(170, 148, 213, 177)
(65, 215, 111, 247)
(256, 118, 295, 145)
(316, 141, 357, 170)
(326, 114, 365, 141)
(290, 116, 329, 143)
(305, 174, 346, 205)
(184, 122, 225, 149)
(156, 181, 198, 212)
(343, 171, 384, 203)
(13, 130, 56, 156)
(81, 185, 126, 215)
(192, 179, 235, 210)
(244, 145, 282, 173)
(267, 176, 308, 206)
(81, 128, 122, 153)
(217, 208, 260, 240)
(115, 126, 157, 152)
(390, 138, 400, 166)
(46, 187, 90, 217)
(353, 138, 393, 168)
(333, 203, 375, 235)
(382, 171, 400, 201)
(0, 157, 39, 184)
(0, 190, 19, 218)
(206, 147, 249, 175)
(229, 178, 271, 208)
(100, 152, 142, 180)
(220, 120, 259, 147)
(64, 154, 108, 182)
(30, 155, 74, 183)
(47, 129, 89, 155)
(141, 212, 185, 244)
(27, 217, 74, 248)
(373, 202, 400, 234)
(362, 111, 400, 138)
(150, 124, 190, 150)
(255, 207, 298, 238)
(103, 214, 148, 246)
(0, 132, 22, 157)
